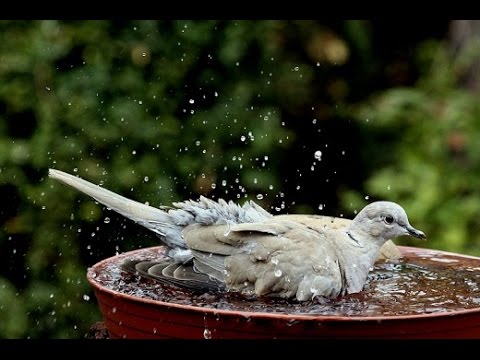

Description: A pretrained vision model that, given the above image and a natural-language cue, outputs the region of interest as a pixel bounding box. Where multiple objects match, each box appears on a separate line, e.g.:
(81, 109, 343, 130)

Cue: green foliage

(341, 38, 480, 256)
(1, 20, 477, 339)
(0, 277, 28, 338)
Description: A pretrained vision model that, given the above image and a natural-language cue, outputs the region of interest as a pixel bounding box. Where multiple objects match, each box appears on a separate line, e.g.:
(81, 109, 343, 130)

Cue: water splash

(91, 247, 480, 317)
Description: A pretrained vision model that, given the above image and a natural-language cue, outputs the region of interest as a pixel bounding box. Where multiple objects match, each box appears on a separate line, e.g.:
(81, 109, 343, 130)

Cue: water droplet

(112, 307, 117, 313)
(144, 176, 149, 182)
(211, 183, 217, 189)
(223, 223, 231, 236)
(240, 135, 246, 142)
(365, 195, 370, 200)
(203, 328, 212, 339)
(287, 318, 298, 326)
(189, 99, 195, 104)
(314, 150, 322, 161)
(274, 269, 282, 277)
(83, 294, 90, 301)
(256, 194, 264, 200)
(104, 217, 111, 224)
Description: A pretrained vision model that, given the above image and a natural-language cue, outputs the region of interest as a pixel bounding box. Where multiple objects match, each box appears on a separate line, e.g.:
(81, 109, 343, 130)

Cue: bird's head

(351, 201, 426, 243)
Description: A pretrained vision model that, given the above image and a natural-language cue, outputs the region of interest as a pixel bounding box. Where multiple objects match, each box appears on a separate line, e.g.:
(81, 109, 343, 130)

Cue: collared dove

(48, 168, 426, 301)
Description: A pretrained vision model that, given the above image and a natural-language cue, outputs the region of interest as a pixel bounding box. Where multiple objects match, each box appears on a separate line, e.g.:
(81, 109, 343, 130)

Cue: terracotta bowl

(87, 246, 480, 339)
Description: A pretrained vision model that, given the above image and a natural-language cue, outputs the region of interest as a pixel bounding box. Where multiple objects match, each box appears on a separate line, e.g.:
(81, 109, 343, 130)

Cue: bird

(48, 168, 426, 301)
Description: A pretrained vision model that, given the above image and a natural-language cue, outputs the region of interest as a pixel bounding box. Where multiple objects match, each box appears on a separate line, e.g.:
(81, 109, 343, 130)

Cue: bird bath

(87, 245, 480, 338)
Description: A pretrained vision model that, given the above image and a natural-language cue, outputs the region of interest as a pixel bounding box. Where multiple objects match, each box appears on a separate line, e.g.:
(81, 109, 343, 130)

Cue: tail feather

(48, 168, 272, 253)
(48, 169, 173, 236)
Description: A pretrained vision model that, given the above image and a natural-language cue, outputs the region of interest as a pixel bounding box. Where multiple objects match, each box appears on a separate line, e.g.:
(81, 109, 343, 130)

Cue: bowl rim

(87, 245, 480, 322)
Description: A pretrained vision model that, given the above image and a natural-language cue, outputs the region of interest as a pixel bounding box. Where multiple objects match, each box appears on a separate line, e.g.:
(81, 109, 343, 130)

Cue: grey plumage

(48, 168, 426, 301)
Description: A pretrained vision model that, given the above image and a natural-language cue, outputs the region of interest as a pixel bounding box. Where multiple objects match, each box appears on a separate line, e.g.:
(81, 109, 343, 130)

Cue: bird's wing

(121, 259, 225, 291)
(122, 218, 344, 299)
(181, 218, 343, 299)
(182, 219, 306, 264)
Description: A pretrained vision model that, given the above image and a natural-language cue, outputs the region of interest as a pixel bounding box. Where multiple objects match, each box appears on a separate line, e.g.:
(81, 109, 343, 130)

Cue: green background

(1, 20, 479, 338)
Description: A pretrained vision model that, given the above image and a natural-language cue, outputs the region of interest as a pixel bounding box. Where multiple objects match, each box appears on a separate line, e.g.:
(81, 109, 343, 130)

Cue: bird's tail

(48, 169, 172, 234)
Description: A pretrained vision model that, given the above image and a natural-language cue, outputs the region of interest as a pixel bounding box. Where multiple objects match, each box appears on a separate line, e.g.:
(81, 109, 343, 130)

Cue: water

(88, 247, 480, 317)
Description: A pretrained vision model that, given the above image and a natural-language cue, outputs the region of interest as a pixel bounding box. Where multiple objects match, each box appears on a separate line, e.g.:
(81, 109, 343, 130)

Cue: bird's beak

(406, 225, 426, 240)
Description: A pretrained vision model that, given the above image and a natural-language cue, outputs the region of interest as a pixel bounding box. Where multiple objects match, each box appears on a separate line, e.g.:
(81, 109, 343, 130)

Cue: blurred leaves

(2, 20, 478, 339)
(0, 277, 27, 338)
(341, 37, 480, 255)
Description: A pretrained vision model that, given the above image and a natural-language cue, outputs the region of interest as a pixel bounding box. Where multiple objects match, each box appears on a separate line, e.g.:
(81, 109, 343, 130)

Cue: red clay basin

(87, 246, 480, 339)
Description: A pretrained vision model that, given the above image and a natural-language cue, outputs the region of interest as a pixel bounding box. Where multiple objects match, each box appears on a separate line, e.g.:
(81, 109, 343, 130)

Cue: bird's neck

(346, 224, 387, 248)
(340, 227, 385, 294)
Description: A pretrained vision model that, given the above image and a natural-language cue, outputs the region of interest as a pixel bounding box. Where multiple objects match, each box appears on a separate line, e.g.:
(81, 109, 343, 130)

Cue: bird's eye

(384, 215, 394, 225)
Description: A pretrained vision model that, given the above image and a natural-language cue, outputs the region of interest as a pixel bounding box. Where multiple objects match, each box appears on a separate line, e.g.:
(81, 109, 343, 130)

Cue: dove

(48, 168, 425, 301)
